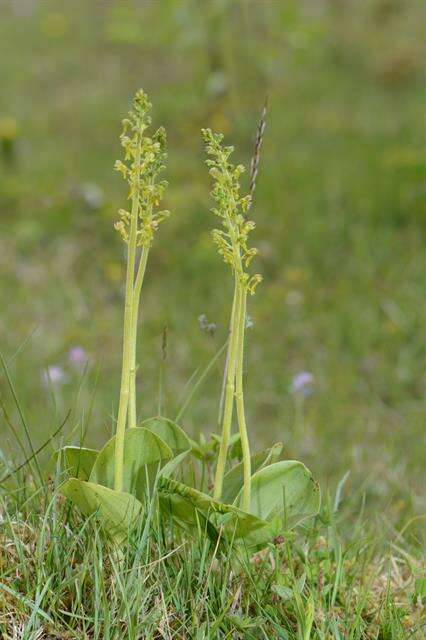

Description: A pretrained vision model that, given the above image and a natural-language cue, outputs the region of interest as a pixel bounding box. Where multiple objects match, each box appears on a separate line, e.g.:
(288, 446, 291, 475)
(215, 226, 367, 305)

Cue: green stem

(235, 284, 251, 511)
(217, 293, 236, 429)
(114, 150, 140, 493)
(128, 244, 149, 430)
(213, 280, 241, 500)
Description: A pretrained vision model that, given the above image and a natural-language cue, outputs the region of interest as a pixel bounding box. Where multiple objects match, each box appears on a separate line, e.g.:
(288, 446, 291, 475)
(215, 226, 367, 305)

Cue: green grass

(0, 1, 425, 636)
(0, 473, 424, 639)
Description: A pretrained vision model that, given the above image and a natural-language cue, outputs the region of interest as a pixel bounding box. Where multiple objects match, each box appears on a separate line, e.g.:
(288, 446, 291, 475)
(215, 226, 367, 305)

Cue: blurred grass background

(0, 0, 425, 524)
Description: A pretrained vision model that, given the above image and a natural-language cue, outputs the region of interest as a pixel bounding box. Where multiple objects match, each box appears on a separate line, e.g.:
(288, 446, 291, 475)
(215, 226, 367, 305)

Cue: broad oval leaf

(140, 416, 190, 452)
(222, 442, 283, 505)
(89, 428, 172, 499)
(55, 446, 98, 481)
(158, 475, 218, 540)
(60, 479, 143, 541)
(236, 460, 320, 531)
(159, 493, 219, 543)
(158, 476, 266, 540)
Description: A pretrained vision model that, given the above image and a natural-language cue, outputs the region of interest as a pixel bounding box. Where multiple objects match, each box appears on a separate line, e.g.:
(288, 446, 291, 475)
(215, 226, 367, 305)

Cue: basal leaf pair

(159, 457, 320, 547)
(57, 417, 187, 541)
(57, 89, 321, 548)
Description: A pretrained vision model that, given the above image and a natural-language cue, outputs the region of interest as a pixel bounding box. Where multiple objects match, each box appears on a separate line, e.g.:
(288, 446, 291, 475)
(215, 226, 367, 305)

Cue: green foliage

(158, 475, 266, 542)
(157, 457, 320, 547)
(414, 576, 426, 601)
(236, 460, 321, 546)
(57, 427, 172, 537)
(60, 479, 143, 541)
(239, 460, 320, 525)
(54, 445, 98, 481)
(221, 442, 283, 504)
(1, 481, 423, 638)
(140, 416, 191, 452)
(89, 427, 172, 497)
(159, 449, 190, 479)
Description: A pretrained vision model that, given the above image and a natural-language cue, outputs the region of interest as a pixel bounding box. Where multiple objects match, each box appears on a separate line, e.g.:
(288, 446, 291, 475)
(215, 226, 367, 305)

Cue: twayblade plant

(56, 89, 320, 549)
(157, 131, 320, 547)
(56, 90, 187, 541)
(202, 129, 262, 512)
(113, 89, 170, 488)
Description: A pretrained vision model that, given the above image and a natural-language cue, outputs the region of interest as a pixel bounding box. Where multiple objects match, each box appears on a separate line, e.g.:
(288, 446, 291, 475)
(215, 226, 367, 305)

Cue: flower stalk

(114, 146, 140, 492)
(235, 284, 251, 510)
(114, 90, 169, 491)
(128, 243, 149, 430)
(213, 280, 241, 501)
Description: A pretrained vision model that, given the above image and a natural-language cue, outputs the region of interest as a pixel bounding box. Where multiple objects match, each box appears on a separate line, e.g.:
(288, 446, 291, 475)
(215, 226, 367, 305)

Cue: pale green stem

(235, 284, 251, 511)
(114, 150, 140, 492)
(217, 294, 236, 429)
(128, 244, 149, 429)
(213, 281, 241, 501)
(217, 199, 241, 431)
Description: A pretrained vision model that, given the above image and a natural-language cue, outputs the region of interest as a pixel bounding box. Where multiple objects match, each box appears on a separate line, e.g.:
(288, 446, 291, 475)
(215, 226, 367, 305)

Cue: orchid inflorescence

(202, 128, 262, 295)
(114, 90, 170, 248)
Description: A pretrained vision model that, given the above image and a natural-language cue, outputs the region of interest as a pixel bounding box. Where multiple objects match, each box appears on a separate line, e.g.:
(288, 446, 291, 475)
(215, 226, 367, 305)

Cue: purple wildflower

(68, 346, 87, 368)
(290, 371, 314, 396)
(42, 365, 66, 387)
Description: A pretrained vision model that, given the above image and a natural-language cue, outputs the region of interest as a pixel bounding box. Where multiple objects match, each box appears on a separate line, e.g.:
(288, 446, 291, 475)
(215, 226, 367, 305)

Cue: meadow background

(0, 0, 424, 533)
